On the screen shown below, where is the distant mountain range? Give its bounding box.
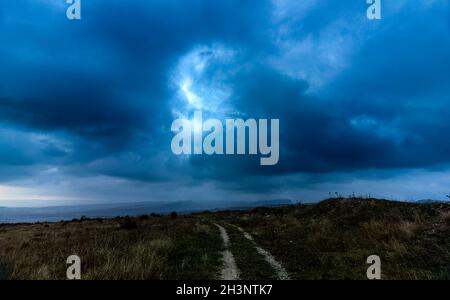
[0,199,293,224]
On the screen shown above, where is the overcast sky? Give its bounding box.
[0,0,449,207]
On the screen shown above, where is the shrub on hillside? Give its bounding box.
[119,217,138,230]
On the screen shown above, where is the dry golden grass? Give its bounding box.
[0,216,223,280]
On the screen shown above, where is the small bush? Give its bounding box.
[120,218,138,230]
[170,212,178,220]
[139,215,149,221]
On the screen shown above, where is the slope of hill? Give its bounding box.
[416,199,450,204]
[0,198,449,280]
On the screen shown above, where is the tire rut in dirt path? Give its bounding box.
[215,224,240,280]
[223,223,276,280]
[233,225,291,280]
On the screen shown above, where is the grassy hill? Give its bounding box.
[1,198,449,280]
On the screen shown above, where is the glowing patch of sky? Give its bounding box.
[171,45,237,121]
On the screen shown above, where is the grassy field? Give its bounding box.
[215,198,450,280]
[1,198,450,280]
[0,216,223,280]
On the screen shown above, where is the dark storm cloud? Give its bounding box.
[0,0,449,196]
[179,64,396,181]
[0,0,271,173]
[166,0,450,189]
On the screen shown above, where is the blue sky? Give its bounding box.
[0,0,450,207]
